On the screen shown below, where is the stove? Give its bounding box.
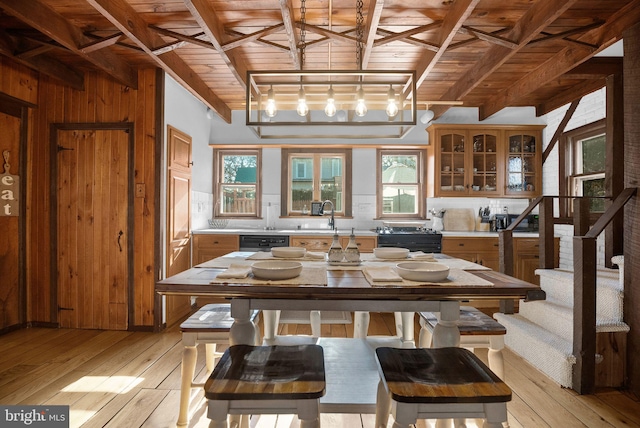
[377,224,442,253]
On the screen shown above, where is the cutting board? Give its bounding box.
[442,208,476,231]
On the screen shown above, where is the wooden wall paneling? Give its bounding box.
[0,57,38,105]
[623,22,640,399]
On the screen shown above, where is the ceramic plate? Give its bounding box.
[395,261,450,282]
[251,261,303,280]
[373,247,410,260]
[271,246,306,258]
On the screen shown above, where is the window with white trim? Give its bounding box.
[377,149,426,219]
[214,149,261,218]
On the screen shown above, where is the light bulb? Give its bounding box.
[265,87,277,118]
[420,110,435,124]
[355,87,367,117]
[386,86,398,118]
[324,87,336,117]
[296,87,309,116]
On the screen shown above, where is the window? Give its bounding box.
[214,149,261,217]
[282,149,351,216]
[377,150,426,219]
[560,120,606,217]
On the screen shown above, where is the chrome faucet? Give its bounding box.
[320,200,335,230]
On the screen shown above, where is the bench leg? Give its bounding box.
[207,400,229,428]
[298,399,321,428]
[178,343,197,427]
[310,310,321,337]
[482,402,508,428]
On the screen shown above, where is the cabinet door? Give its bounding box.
[192,234,239,264]
[291,236,333,251]
[470,130,501,196]
[504,131,541,196]
[339,236,377,253]
[436,130,468,195]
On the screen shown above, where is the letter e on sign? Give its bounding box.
[0,173,19,216]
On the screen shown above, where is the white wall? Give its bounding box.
[541,88,608,269]
[164,76,215,230]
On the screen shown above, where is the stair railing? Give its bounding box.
[498,188,637,394]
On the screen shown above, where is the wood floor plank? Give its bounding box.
[0,318,638,428]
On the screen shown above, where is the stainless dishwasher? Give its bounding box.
[239,235,290,252]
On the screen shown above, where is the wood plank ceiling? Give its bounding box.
[0,0,637,123]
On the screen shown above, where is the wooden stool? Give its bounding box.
[419,306,506,379]
[177,304,260,427]
[205,344,326,428]
[374,347,512,428]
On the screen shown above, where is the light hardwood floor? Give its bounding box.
[1,313,639,428]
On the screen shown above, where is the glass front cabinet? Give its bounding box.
[427,124,543,198]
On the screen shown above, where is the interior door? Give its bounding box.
[0,110,21,329]
[56,127,131,330]
[166,126,192,326]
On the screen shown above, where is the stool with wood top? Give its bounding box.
[204,344,326,428]
[419,306,506,379]
[374,347,512,428]
[177,304,260,427]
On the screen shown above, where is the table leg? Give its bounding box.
[488,335,505,380]
[399,312,414,346]
[353,311,370,338]
[178,333,197,427]
[230,299,258,346]
[432,301,461,348]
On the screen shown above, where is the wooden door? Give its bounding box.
[56,127,131,330]
[0,111,22,330]
[166,126,192,326]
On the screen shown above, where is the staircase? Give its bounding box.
[494,256,628,388]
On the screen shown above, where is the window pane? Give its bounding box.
[583,177,605,212]
[222,155,257,183]
[581,134,605,173]
[320,157,343,211]
[291,157,313,211]
[382,185,418,214]
[382,155,417,183]
[221,185,256,214]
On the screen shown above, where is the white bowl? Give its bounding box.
[395,261,450,282]
[373,247,410,260]
[251,261,303,280]
[271,246,306,258]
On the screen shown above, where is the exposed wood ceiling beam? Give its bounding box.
[414,0,481,90]
[225,29,291,53]
[448,27,510,50]
[432,0,578,118]
[375,27,439,51]
[14,43,54,59]
[528,20,605,45]
[222,24,285,51]
[87,0,231,123]
[78,32,122,54]
[298,23,356,45]
[361,0,384,68]
[0,0,137,89]
[0,30,84,90]
[458,26,518,49]
[537,78,606,117]
[373,22,441,49]
[148,26,213,50]
[480,0,640,119]
[184,0,248,90]
[279,0,301,69]
[541,98,581,163]
[563,57,623,79]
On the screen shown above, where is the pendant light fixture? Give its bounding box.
[386,85,398,118]
[324,85,337,117]
[297,85,309,116]
[355,86,367,117]
[354,0,367,117]
[265,85,277,118]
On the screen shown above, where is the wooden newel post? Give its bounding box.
[498,229,513,276]
[572,235,597,394]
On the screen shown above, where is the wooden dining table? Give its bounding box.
[156,251,544,414]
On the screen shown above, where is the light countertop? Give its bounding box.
[192,228,539,238]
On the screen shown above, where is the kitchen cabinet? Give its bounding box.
[513,237,560,285]
[427,124,544,198]
[290,235,377,252]
[192,234,240,265]
[442,237,500,270]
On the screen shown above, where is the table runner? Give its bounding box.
[210,266,328,286]
[363,267,493,287]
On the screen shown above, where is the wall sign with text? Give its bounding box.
[1,150,19,217]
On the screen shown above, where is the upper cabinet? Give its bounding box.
[427,124,544,198]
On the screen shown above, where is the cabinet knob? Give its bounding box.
[458,243,465,247]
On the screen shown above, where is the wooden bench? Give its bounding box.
[374,347,512,428]
[177,304,259,427]
[205,344,326,428]
[419,306,506,379]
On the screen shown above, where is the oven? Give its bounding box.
[239,235,290,252]
[377,226,442,253]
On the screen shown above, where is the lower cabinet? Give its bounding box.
[290,235,377,252]
[513,237,560,285]
[441,237,500,270]
[192,234,240,265]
